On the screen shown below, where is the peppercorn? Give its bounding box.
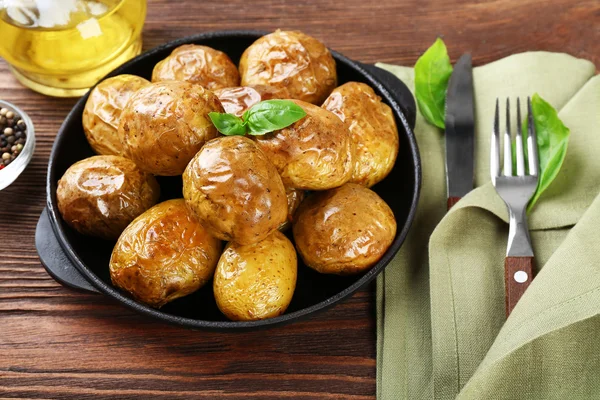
[0,107,27,169]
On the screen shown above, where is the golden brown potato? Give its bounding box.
[118,81,223,176]
[253,100,354,190]
[110,199,222,308]
[183,136,288,245]
[293,183,396,275]
[239,30,337,105]
[279,188,305,231]
[82,74,150,156]
[322,82,399,187]
[214,231,297,321]
[152,44,240,90]
[213,85,280,117]
[57,155,160,240]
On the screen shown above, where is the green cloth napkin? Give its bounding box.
[375,52,600,399]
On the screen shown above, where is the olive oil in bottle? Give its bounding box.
[0,0,146,97]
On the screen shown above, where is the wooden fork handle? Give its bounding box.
[447,196,461,210]
[505,256,535,316]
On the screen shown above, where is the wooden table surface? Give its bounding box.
[1,1,598,398]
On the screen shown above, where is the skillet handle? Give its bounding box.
[35,207,98,293]
[358,62,417,130]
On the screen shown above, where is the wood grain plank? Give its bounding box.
[1,0,598,398]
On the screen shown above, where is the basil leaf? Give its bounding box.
[523,93,570,212]
[414,38,453,129]
[208,112,247,136]
[243,100,307,136]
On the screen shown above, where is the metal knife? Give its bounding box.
[445,53,475,210]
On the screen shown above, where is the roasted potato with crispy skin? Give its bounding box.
[152,44,240,90]
[82,74,150,156]
[118,81,223,176]
[293,183,396,275]
[279,187,305,231]
[213,85,280,117]
[214,231,297,321]
[183,136,288,245]
[110,199,222,308]
[239,30,337,105]
[253,100,354,190]
[57,155,160,240]
[322,82,399,187]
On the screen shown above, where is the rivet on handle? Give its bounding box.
[514,270,528,283]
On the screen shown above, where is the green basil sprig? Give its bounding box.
[209,100,307,136]
[414,38,453,129]
[520,93,571,211]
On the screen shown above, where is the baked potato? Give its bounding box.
[82,74,150,156]
[322,82,399,187]
[253,100,354,190]
[214,230,297,321]
[118,81,223,176]
[152,44,240,90]
[213,85,280,117]
[57,155,160,240]
[279,187,305,232]
[183,136,288,245]
[239,30,337,105]
[293,183,396,275]
[110,199,222,308]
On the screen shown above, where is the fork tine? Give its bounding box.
[503,98,513,176]
[527,97,539,177]
[515,98,526,176]
[491,98,501,183]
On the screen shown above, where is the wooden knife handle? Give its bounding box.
[505,256,535,316]
[447,196,461,210]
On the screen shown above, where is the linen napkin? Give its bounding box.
[375,52,600,399]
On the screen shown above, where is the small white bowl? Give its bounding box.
[0,100,35,191]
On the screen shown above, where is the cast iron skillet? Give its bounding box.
[36,30,421,330]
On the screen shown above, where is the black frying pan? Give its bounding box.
[36,30,421,330]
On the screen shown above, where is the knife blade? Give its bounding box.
[445,53,475,210]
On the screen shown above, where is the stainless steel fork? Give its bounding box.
[491,97,539,317]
